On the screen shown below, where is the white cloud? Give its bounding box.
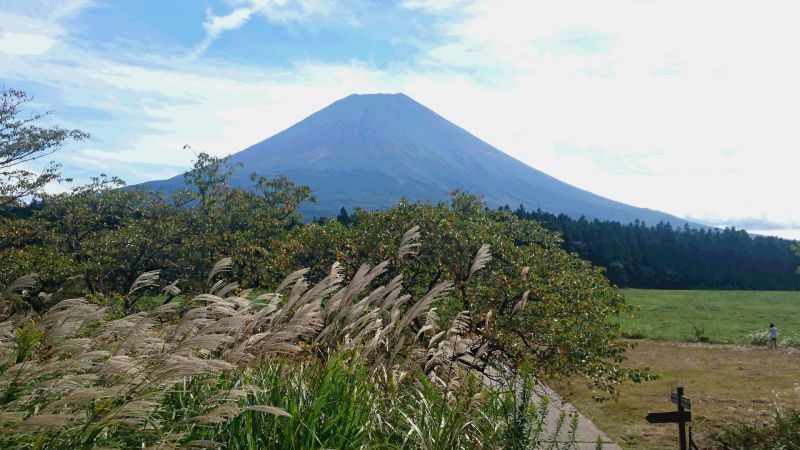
[191,0,335,58]
[400,0,800,226]
[401,0,467,12]
[0,32,56,55]
[0,0,93,40]
[192,7,257,58]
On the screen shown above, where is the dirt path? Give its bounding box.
[482,370,621,448]
[557,340,800,449]
[532,383,621,449]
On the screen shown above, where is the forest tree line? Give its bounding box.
[508,205,800,290]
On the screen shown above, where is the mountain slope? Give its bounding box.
[144,93,692,226]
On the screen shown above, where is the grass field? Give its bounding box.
[558,340,800,449]
[618,289,800,344]
[558,289,800,448]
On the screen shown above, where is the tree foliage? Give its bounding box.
[511,205,800,290]
[0,181,645,395]
[0,152,315,307]
[0,88,88,207]
[271,193,648,394]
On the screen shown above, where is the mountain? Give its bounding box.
[143,93,693,226]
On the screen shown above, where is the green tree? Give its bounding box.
[0,174,189,306]
[35,176,187,295]
[269,192,647,395]
[182,151,241,210]
[178,152,314,286]
[0,88,88,207]
[1,150,316,300]
[336,206,351,225]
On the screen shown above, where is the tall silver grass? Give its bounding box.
[0,227,497,446]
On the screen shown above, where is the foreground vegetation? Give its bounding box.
[711,408,800,449]
[0,87,643,447]
[0,179,645,395]
[558,340,800,449]
[611,290,800,448]
[618,289,800,345]
[0,194,641,446]
[0,250,584,448]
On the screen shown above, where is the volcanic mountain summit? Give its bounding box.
[145,93,691,226]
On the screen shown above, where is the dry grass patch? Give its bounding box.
[557,340,800,449]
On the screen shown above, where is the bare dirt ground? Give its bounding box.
[556,340,800,449]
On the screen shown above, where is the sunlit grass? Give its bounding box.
[618,289,800,344]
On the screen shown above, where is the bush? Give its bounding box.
[746,330,800,348]
[0,240,581,448]
[710,408,800,449]
[748,330,771,346]
[270,193,649,397]
[692,323,710,343]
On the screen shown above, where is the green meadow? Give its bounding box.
[619,289,800,344]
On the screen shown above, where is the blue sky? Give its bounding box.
[1,0,799,233]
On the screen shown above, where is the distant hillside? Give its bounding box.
[142,93,696,226]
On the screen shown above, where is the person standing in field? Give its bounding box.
[769,323,778,349]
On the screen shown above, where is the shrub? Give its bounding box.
[746,330,800,348]
[710,407,800,449]
[748,330,771,346]
[692,323,710,343]
[270,193,649,397]
[0,235,580,448]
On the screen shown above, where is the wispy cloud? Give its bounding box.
[553,143,662,176]
[192,6,257,59]
[0,0,94,55]
[401,0,467,12]
[535,28,616,56]
[0,32,56,55]
[191,0,335,59]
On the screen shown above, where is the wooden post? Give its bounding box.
[677,387,687,450]
[647,387,692,449]
[645,387,692,450]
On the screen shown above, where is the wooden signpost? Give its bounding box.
[670,391,692,410]
[646,387,692,450]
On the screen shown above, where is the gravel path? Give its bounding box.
[482,369,621,449]
[531,382,621,449]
